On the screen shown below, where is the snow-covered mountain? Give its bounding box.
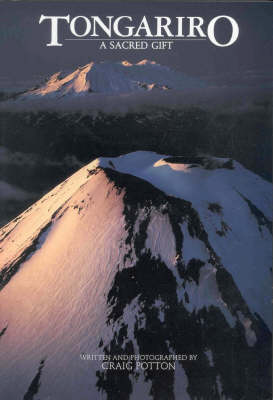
[18,60,204,99]
[0,151,272,399]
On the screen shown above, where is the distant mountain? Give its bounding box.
[0,151,272,399]
[17,60,204,99]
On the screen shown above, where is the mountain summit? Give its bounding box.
[0,151,272,399]
[19,60,204,99]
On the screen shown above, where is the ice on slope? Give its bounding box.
[97,151,272,329]
[0,169,129,399]
[0,150,272,400]
[20,60,203,98]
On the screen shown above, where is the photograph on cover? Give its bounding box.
[0,1,272,400]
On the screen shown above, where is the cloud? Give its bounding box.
[0,86,271,115]
[0,180,34,201]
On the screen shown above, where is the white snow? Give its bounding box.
[205,349,214,367]
[152,298,166,323]
[216,374,224,399]
[0,150,272,399]
[181,222,209,264]
[96,151,272,330]
[184,264,236,328]
[130,371,152,400]
[18,60,203,99]
[237,311,257,347]
[174,361,190,400]
[0,168,129,399]
[145,209,177,268]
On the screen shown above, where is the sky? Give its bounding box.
[0,1,272,90]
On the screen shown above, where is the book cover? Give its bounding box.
[0,1,272,400]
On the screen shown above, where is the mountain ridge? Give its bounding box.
[0,151,272,399]
[17,60,204,99]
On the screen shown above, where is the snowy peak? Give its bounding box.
[19,60,203,98]
[122,59,157,66]
[0,151,272,400]
[136,59,157,66]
